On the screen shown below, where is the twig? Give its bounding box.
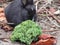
[41,8,60,27]
[46,14,60,27]
[46,9,60,23]
[41,20,56,28]
[0,37,10,40]
[42,29,60,32]
[37,3,48,13]
[37,0,53,13]
[35,1,40,11]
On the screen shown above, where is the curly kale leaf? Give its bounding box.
[10,20,42,45]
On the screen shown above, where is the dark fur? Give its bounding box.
[4,0,36,27]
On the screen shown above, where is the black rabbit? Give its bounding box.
[4,0,37,27]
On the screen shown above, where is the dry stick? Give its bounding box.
[45,9,60,27]
[37,3,48,13]
[46,9,60,23]
[36,0,60,24]
[35,1,40,11]
[0,37,10,42]
[40,10,60,31]
[44,9,57,28]
[37,0,53,13]
[0,38,10,40]
[52,16,60,23]
[0,36,10,41]
[42,29,60,32]
[0,22,14,26]
[0,35,10,40]
[41,20,55,28]
[47,16,60,27]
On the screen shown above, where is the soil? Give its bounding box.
[0,0,60,45]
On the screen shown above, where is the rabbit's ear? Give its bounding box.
[22,0,27,6]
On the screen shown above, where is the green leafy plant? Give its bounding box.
[10,20,42,45]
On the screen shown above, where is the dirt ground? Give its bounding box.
[0,0,60,45]
[0,29,25,45]
[0,28,59,45]
[56,31,60,45]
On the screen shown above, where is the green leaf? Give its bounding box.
[10,20,42,45]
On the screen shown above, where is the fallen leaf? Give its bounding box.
[49,7,56,14]
[38,34,52,40]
